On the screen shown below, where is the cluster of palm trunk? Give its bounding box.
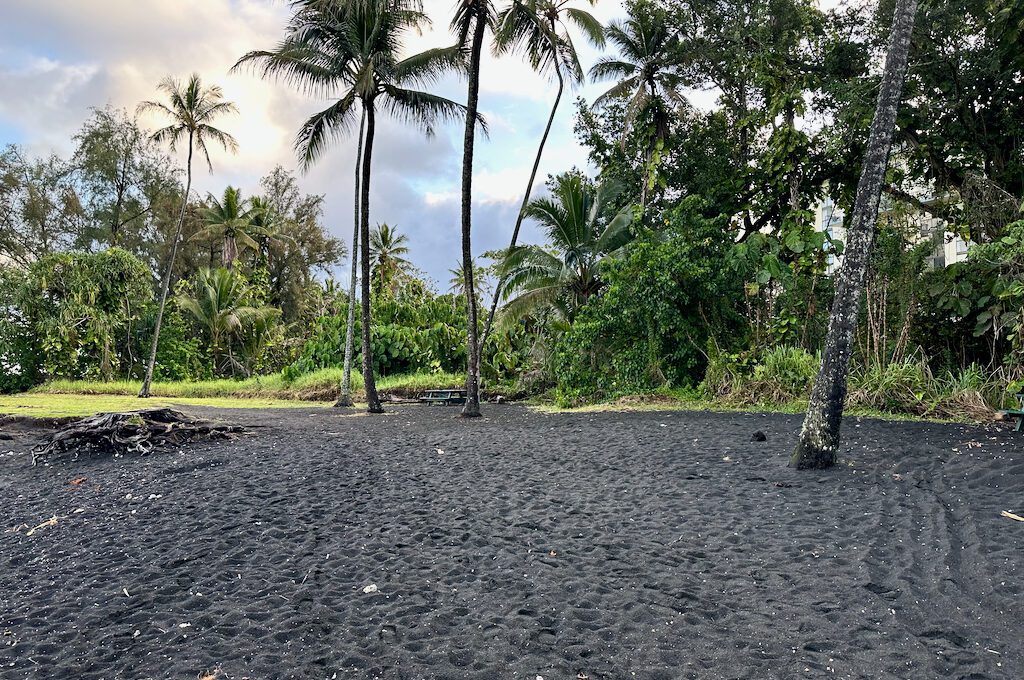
[231,0,605,416]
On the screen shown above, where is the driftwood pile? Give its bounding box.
[32,408,241,465]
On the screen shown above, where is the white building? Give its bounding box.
[813,197,972,273]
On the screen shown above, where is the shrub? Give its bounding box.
[16,249,152,381]
[703,345,818,405]
[0,267,40,393]
[554,199,743,403]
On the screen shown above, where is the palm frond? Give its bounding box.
[295,92,360,170]
[380,86,472,137]
[565,8,605,49]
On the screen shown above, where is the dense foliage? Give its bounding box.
[2,0,1023,419]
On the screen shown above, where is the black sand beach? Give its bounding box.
[1,405,1022,679]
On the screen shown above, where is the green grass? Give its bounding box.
[0,393,332,419]
[532,387,958,423]
[32,369,465,402]
[6,369,467,418]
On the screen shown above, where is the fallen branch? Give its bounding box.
[32,408,242,465]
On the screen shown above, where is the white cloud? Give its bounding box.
[0,0,627,281]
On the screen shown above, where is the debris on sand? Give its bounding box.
[362,583,379,594]
[751,430,767,442]
[7,515,62,536]
[32,408,242,465]
[1000,510,1024,522]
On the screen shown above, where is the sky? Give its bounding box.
[0,0,638,286]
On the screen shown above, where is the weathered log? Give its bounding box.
[32,408,241,465]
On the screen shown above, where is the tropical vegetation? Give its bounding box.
[2,0,1024,451]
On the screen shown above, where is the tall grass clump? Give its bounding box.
[849,359,1000,419]
[702,346,818,405]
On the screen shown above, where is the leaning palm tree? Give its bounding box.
[136,74,238,398]
[193,186,259,270]
[368,222,411,297]
[452,0,496,417]
[588,3,684,207]
[792,0,919,469]
[236,0,466,413]
[481,0,604,348]
[498,172,634,324]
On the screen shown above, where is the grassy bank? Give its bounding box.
[32,369,465,402]
[0,394,333,419]
[0,370,466,418]
[532,387,972,424]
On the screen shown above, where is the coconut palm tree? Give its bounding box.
[368,222,411,297]
[452,0,496,417]
[792,0,919,469]
[449,259,491,300]
[588,3,685,207]
[176,267,280,377]
[498,172,634,323]
[236,0,466,413]
[136,74,238,398]
[193,186,259,270]
[481,0,604,347]
[339,111,364,406]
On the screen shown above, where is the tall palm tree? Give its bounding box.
[236,0,466,413]
[193,186,259,270]
[176,267,280,377]
[498,173,634,323]
[792,0,919,469]
[368,222,411,297]
[481,0,605,348]
[136,74,238,398]
[452,0,496,417]
[588,4,684,207]
[339,111,365,407]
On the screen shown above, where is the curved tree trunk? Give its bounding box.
[336,109,365,408]
[460,15,487,418]
[140,131,193,398]
[791,0,918,469]
[480,59,564,354]
[360,104,383,413]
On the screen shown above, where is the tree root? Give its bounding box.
[32,408,242,466]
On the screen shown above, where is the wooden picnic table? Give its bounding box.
[1001,393,1024,432]
[418,389,467,406]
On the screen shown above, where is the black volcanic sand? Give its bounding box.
[1,406,1022,680]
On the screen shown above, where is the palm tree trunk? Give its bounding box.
[791,0,918,469]
[139,131,193,398]
[460,15,487,418]
[480,58,565,354]
[336,109,365,408]
[360,104,383,413]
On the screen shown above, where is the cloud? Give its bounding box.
[0,0,627,282]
